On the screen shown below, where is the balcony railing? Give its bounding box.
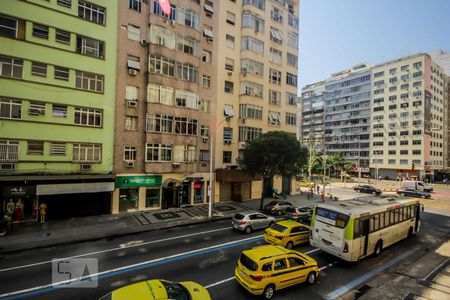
[0,144,19,162]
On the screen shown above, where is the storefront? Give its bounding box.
[113,175,162,213]
[216,169,254,202]
[2,185,37,222]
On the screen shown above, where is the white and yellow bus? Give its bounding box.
[310,196,423,262]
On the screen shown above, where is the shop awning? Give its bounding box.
[36,182,115,195]
[203,29,213,39]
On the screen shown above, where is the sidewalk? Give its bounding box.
[0,192,321,254]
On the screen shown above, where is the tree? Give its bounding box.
[239,131,308,209]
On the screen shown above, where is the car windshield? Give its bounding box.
[233,213,245,220]
[270,224,288,233]
[240,253,258,271]
[161,281,190,300]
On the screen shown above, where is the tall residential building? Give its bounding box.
[370,54,447,180]
[213,0,300,200]
[112,0,215,213]
[323,64,372,173]
[299,81,325,144]
[0,0,118,220]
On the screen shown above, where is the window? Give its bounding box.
[388,141,396,146]
[75,71,104,92]
[146,114,173,133]
[413,130,422,135]
[0,55,23,78]
[173,145,196,162]
[242,11,264,32]
[270,27,282,44]
[32,24,48,39]
[74,107,102,127]
[269,90,281,105]
[269,68,281,84]
[124,146,137,161]
[153,0,176,20]
[55,29,71,44]
[223,127,233,143]
[400,130,408,136]
[76,35,104,58]
[412,150,421,155]
[176,63,198,82]
[287,92,296,105]
[287,53,298,67]
[202,50,211,63]
[54,66,69,81]
[271,7,283,23]
[52,105,67,117]
[401,65,409,71]
[199,150,209,162]
[125,116,138,131]
[127,24,141,41]
[286,73,297,86]
[239,126,262,141]
[200,100,210,112]
[400,150,408,155]
[148,84,174,105]
[0,14,18,38]
[204,1,214,17]
[268,111,280,125]
[243,0,265,10]
[373,133,384,137]
[50,143,66,155]
[29,102,46,116]
[224,81,234,93]
[239,104,263,120]
[0,139,19,161]
[286,112,296,125]
[175,90,199,109]
[241,81,263,97]
[150,25,175,48]
[388,104,397,110]
[174,117,197,135]
[202,75,211,88]
[274,258,287,270]
[225,58,234,71]
[177,35,198,55]
[374,98,384,103]
[78,1,106,25]
[388,150,396,155]
[226,34,235,48]
[31,62,47,77]
[388,132,396,136]
[0,98,21,119]
[223,151,232,163]
[125,85,139,101]
[57,0,71,8]
[241,36,264,54]
[28,141,44,155]
[413,140,421,145]
[226,11,235,25]
[241,58,264,75]
[224,105,234,117]
[374,71,384,78]
[73,143,101,162]
[374,107,384,112]
[146,143,172,162]
[179,8,200,30]
[287,32,298,48]
[129,0,141,12]
[150,54,175,77]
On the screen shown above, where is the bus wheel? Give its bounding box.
[373,240,383,257]
[407,227,413,238]
[263,284,275,299]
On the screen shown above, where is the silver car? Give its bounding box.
[231,211,276,234]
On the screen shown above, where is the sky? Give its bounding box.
[299,0,450,89]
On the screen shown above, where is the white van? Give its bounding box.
[402,180,433,192]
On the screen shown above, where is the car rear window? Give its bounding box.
[240,253,258,271]
[270,224,288,233]
[234,214,245,220]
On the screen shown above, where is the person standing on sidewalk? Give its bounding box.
[39,202,47,223]
[316,185,320,194]
[321,192,325,202]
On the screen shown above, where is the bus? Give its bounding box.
[309,195,423,262]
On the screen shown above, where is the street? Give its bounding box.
[0,196,449,300]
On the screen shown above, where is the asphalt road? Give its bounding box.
[0,209,449,300]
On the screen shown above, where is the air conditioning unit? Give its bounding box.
[125,161,135,168]
[172,162,180,168]
[202,136,209,143]
[127,100,138,107]
[28,108,41,115]
[128,69,138,76]
[80,164,92,171]
[0,163,16,171]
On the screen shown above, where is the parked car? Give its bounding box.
[353,185,382,195]
[232,211,276,234]
[401,180,433,192]
[264,200,292,216]
[284,206,313,221]
[396,189,431,199]
[99,279,211,300]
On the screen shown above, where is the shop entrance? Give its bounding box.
[180,181,190,206]
[3,196,37,222]
[162,179,181,209]
[119,188,139,212]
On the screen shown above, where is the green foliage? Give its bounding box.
[239,131,308,179]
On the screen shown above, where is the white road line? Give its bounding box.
[204,248,322,289]
[0,235,263,299]
[0,226,233,273]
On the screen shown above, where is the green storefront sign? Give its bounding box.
[116,176,162,188]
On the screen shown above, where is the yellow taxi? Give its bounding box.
[264,220,310,249]
[99,279,211,300]
[235,245,319,299]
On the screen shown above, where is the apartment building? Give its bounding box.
[299,81,325,144]
[0,0,118,221]
[323,64,372,173]
[212,0,300,201]
[112,0,217,212]
[370,54,447,180]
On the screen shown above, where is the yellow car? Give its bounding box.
[264,220,310,249]
[99,279,211,300]
[235,245,319,299]
[298,180,314,188]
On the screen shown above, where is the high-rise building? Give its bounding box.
[0,0,118,220]
[299,81,325,144]
[370,53,447,180]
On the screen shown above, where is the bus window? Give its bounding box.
[374,214,380,231]
[379,213,385,229]
[384,211,390,227]
[369,216,374,232]
[394,209,399,223]
[353,219,361,238]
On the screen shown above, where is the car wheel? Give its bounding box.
[286,241,293,249]
[244,226,252,234]
[373,240,383,257]
[263,284,275,299]
[307,272,317,285]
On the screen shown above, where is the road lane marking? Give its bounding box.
[204,248,322,289]
[0,235,264,299]
[0,226,234,273]
[324,248,417,300]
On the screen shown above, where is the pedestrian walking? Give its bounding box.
[39,202,47,223]
[316,185,320,194]
[321,192,325,203]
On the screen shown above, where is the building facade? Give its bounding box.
[299,81,325,144]
[370,54,447,180]
[0,0,118,221]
